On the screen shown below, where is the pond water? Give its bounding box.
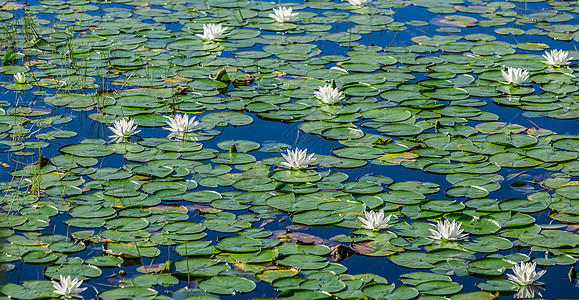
[1,0,579,299]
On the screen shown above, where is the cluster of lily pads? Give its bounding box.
[0,0,579,299]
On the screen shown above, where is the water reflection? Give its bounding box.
[515,284,545,299]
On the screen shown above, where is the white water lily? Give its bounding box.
[501,67,529,85]
[52,275,87,299]
[13,73,25,84]
[542,49,572,67]
[281,148,316,169]
[314,84,343,105]
[358,210,393,231]
[108,118,140,143]
[507,262,546,286]
[164,114,199,140]
[269,6,298,23]
[345,0,372,5]
[195,23,228,41]
[428,219,468,241]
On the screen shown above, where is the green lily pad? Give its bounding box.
[44,264,102,280]
[467,258,513,276]
[292,211,343,226]
[0,281,56,299]
[198,275,256,295]
[416,281,462,295]
[265,193,322,212]
[98,287,158,299]
[216,236,262,253]
[59,143,114,157]
[277,254,329,270]
[271,170,322,183]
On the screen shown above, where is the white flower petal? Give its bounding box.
[108,118,139,143]
[164,114,199,140]
[501,67,529,85]
[281,148,316,169]
[197,23,228,41]
[315,85,343,105]
[542,49,572,67]
[507,262,546,286]
[358,210,394,231]
[13,73,25,84]
[269,7,298,23]
[52,275,86,298]
[429,219,468,241]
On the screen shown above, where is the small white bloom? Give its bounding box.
[164,114,199,140]
[108,118,140,143]
[345,0,372,6]
[314,84,343,105]
[507,262,546,286]
[196,24,228,41]
[13,73,25,84]
[52,275,87,299]
[269,7,298,23]
[358,210,393,231]
[281,148,316,170]
[501,67,529,85]
[428,219,468,241]
[542,49,572,67]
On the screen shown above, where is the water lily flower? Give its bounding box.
[164,114,199,140]
[501,67,529,85]
[196,23,228,41]
[269,7,298,23]
[13,73,25,84]
[281,148,316,170]
[108,118,140,143]
[428,219,468,241]
[542,49,572,67]
[52,275,87,299]
[345,0,372,6]
[507,262,546,286]
[314,84,343,105]
[358,210,393,231]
